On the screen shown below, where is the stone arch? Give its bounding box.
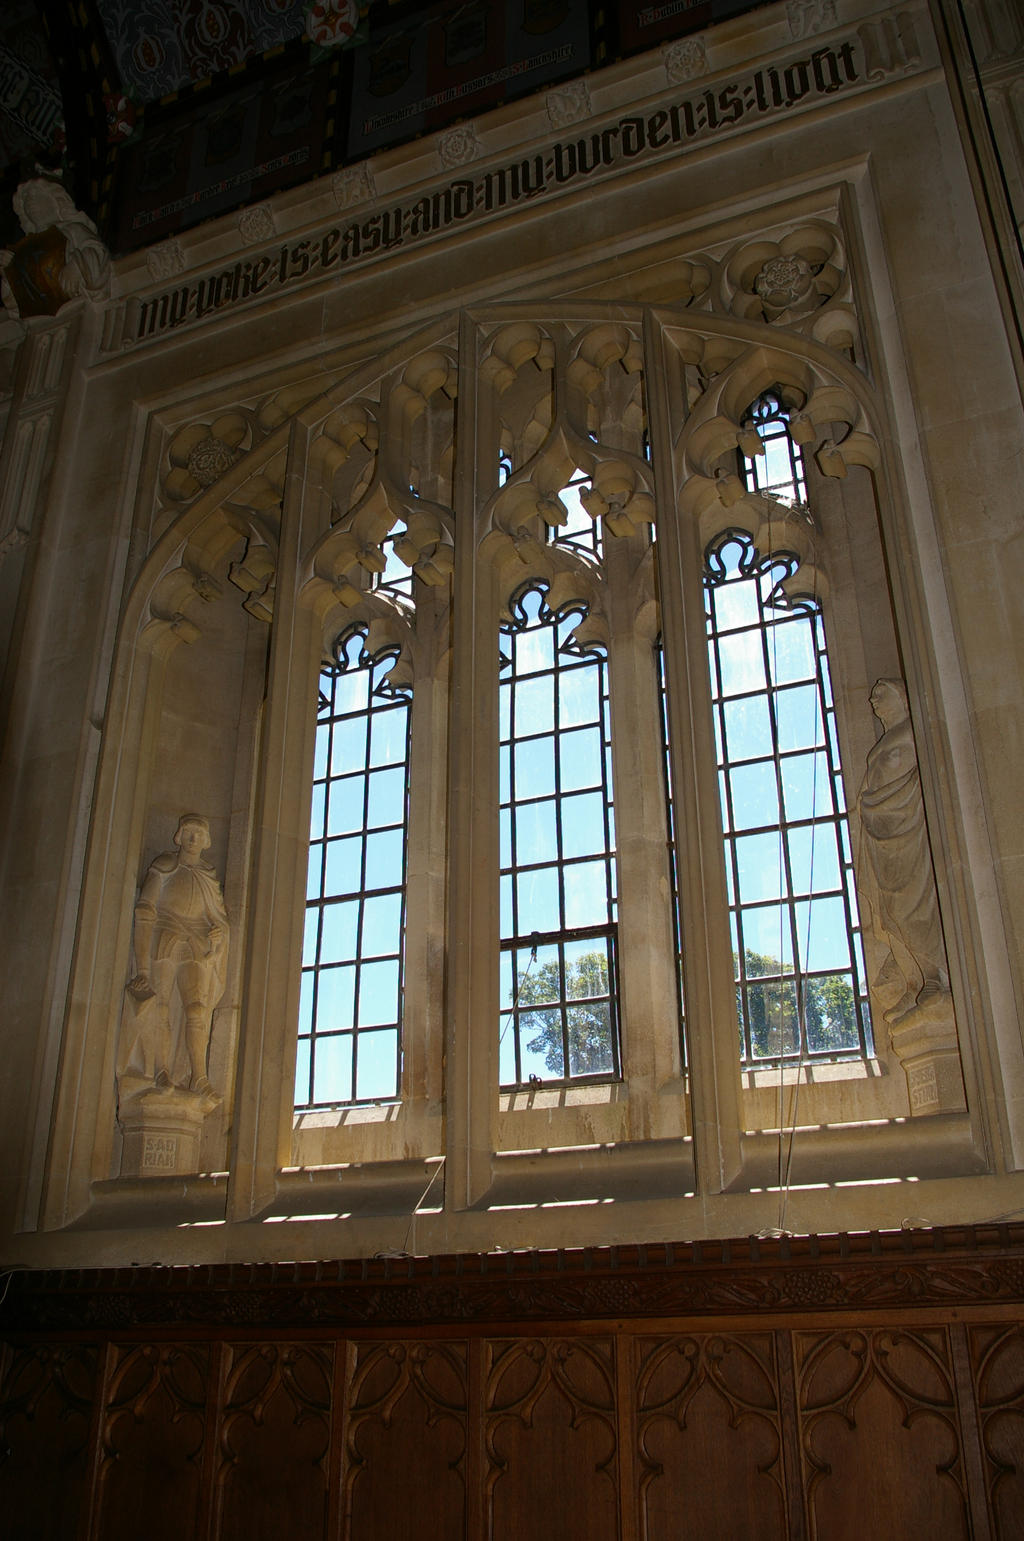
[39,412,303,1224]
[672,322,882,495]
[667,321,886,605]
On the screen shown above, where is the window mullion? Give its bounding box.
[445,311,500,1206]
[599,536,678,1106]
[641,316,746,1190]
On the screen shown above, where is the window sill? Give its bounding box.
[291,1096,441,1167]
[500,1082,625,1112]
[294,1102,403,1130]
[742,1056,887,1089]
[729,1109,985,1190]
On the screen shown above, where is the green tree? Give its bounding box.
[516,949,614,1078]
[738,950,858,1057]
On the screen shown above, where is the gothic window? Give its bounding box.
[498,583,619,1087]
[44,256,974,1236]
[703,393,872,1063]
[296,627,411,1107]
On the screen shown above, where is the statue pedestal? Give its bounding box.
[118,1080,220,1177]
[889,996,967,1116]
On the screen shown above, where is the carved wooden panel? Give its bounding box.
[3,1229,1024,1540]
[93,1342,210,1541]
[796,1328,970,1541]
[637,1332,788,1540]
[344,1340,467,1539]
[971,1322,1024,1540]
[8,1226,1024,1332]
[485,1337,619,1541]
[0,1343,98,1538]
[215,1343,333,1541]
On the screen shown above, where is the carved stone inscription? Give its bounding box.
[142,1134,178,1171]
[127,35,885,345]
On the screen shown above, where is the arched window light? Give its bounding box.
[703,392,873,1062]
[740,389,808,504]
[549,467,602,559]
[498,583,619,1087]
[373,525,414,597]
[296,627,411,1106]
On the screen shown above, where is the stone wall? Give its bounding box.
[0,0,1022,1270]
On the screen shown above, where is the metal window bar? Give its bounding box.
[741,390,808,505]
[373,526,414,597]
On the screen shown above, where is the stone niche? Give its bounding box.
[117,813,230,1178]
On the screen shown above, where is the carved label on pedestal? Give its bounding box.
[909,1062,938,1113]
[143,1135,178,1171]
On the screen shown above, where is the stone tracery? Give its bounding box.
[39,255,973,1206]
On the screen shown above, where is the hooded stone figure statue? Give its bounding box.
[857,679,949,1025]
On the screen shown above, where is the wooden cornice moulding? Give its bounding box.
[3,1224,1024,1334]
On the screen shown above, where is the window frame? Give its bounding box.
[703,526,874,1066]
[497,579,621,1090]
[296,624,413,1111]
[217,305,966,1229]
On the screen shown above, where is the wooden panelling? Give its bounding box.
[93,1343,211,1541]
[346,1341,468,1539]
[215,1344,333,1541]
[971,1323,1024,1540]
[637,1333,787,1540]
[2,1228,1024,1539]
[796,1329,970,1541]
[0,1343,98,1537]
[485,1339,619,1541]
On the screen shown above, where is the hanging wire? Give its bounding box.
[498,937,539,1051]
[744,409,792,1229]
[778,639,822,1236]
[767,513,789,1217]
[400,1154,447,1256]
[742,394,820,1239]
[777,430,822,1237]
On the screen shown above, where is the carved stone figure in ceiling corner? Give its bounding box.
[0,175,111,320]
[121,814,229,1101]
[857,679,951,1028]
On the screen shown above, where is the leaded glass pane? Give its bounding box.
[499,582,620,1087]
[703,391,872,1063]
[296,627,410,1108]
